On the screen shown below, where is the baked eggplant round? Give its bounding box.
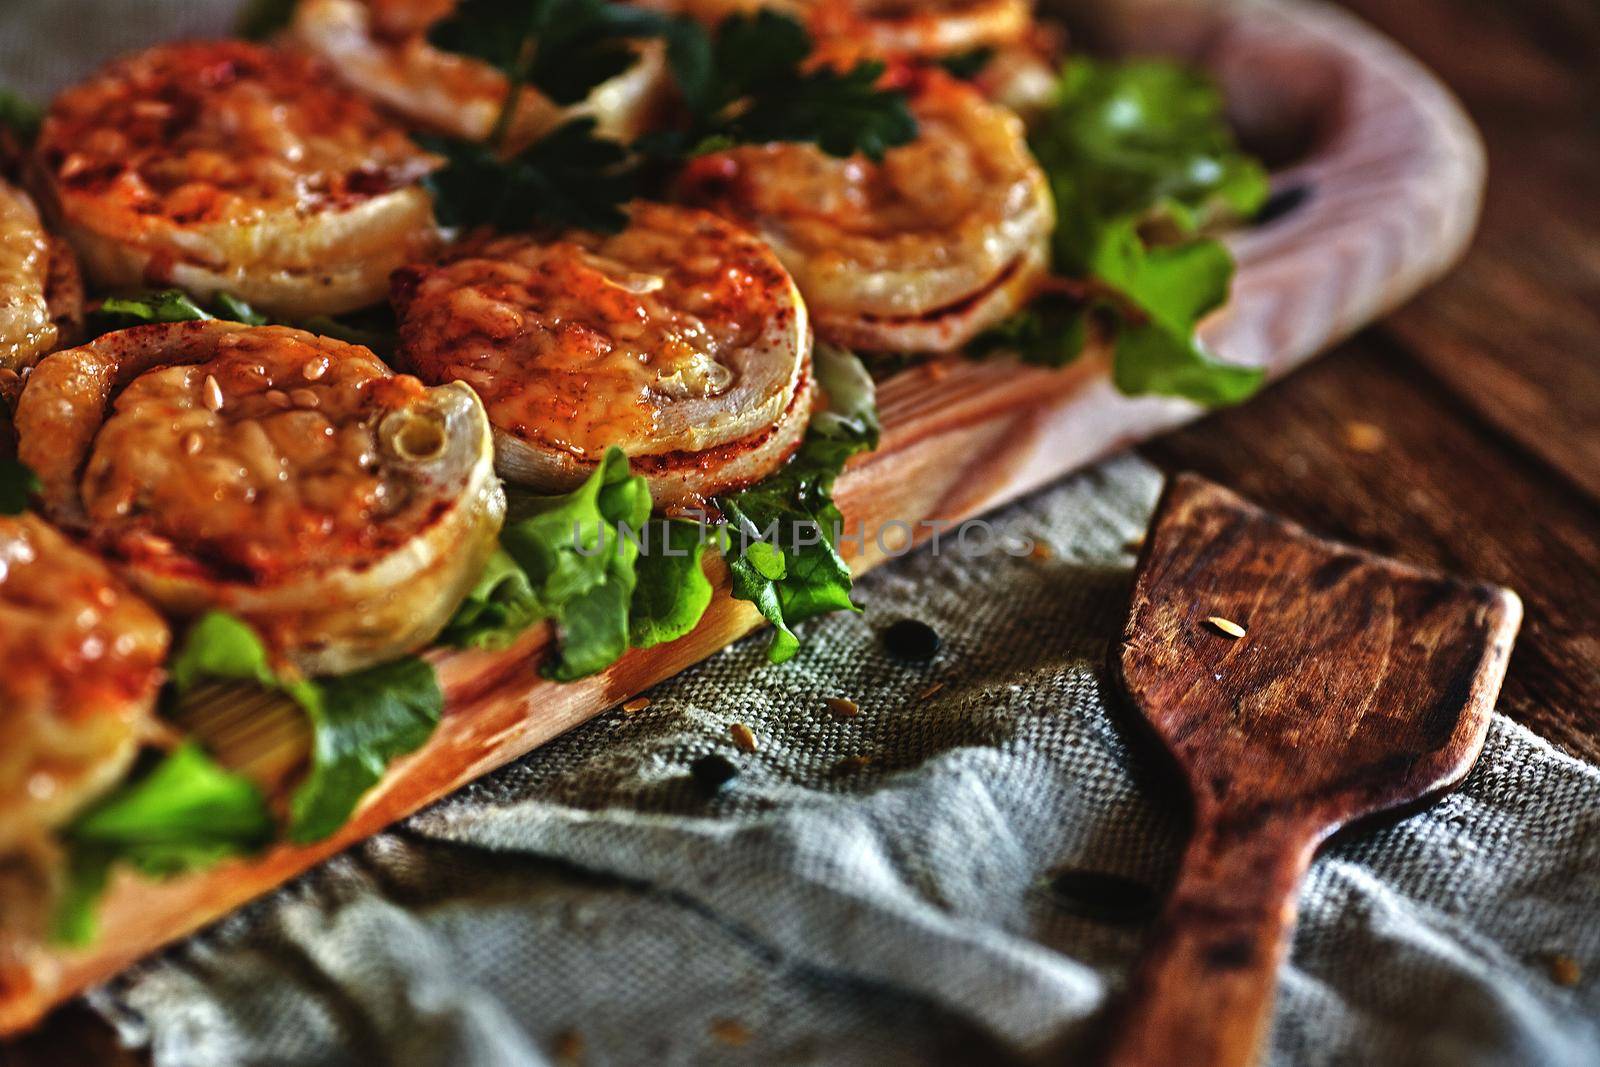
[14,321,503,676]
[392,202,813,511]
[0,179,81,388]
[32,40,440,319]
[0,512,168,854]
[677,70,1053,355]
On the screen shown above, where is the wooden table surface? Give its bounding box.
[4,0,1596,1061]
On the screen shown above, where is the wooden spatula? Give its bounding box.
[1103,474,1521,1067]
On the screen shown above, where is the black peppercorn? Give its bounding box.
[690,753,739,797]
[882,618,940,663]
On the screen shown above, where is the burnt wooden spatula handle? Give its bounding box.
[1104,814,1320,1067]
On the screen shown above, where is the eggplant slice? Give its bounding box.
[289,0,671,149]
[0,512,169,856]
[677,69,1054,355]
[0,180,82,386]
[31,40,440,319]
[14,321,504,676]
[392,202,814,511]
[634,0,1032,60]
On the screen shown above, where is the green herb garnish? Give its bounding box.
[980,58,1269,404]
[169,612,444,843]
[0,458,39,515]
[53,744,274,945]
[718,343,879,663]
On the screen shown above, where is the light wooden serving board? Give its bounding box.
[0,0,1486,1033]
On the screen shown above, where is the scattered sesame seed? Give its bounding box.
[1206,616,1247,639]
[551,1028,584,1064]
[1030,540,1055,561]
[690,753,738,797]
[825,697,859,720]
[835,754,873,773]
[621,697,651,715]
[729,722,758,753]
[1548,954,1582,987]
[201,374,224,412]
[1343,421,1386,453]
[918,681,945,700]
[883,619,941,663]
[708,1019,751,1046]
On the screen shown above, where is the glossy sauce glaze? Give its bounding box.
[678,69,1053,354]
[14,322,503,675]
[33,40,440,317]
[0,182,58,379]
[393,203,813,508]
[0,513,168,853]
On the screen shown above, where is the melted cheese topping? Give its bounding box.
[678,71,1053,332]
[395,203,802,460]
[39,40,434,231]
[75,328,437,583]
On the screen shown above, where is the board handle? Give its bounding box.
[1102,814,1321,1067]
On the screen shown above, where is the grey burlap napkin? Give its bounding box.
[81,454,1600,1067]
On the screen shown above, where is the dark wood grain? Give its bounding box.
[1144,0,1600,764]
[1103,475,1520,1067]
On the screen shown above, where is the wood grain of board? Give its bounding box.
[0,0,1488,1035]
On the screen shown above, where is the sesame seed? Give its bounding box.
[708,1019,751,1046]
[1343,421,1386,453]
[289,388,320,409]
[201,374,224,411]
[621,697,651,715]
[302,358,328,380]
[182,431,204,455]
[1206,616,1247,639]
[729,723,758,753]
[835,754,873,773]
[1548,954,1582,987]
[918,681,945,700]
[825,697,859,720]
[1030,540,1055,561]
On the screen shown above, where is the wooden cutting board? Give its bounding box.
[0,0,1486,1033]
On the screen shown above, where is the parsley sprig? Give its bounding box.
[421,4,916,232]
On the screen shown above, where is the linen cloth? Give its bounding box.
[5,4,1598,1064]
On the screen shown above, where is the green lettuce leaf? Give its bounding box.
[170,612,443,843]
[93,289,267,332]
[630,521,714,650]
[440,548,543,650]
[0,89,43,145]
[719,344,878,663]
[988,58,1269,403]
[0,458,39,515]
[53,743,274,945]
[497,447,652,680]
